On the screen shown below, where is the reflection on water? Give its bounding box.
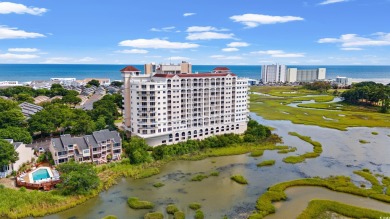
[42,114,390,219]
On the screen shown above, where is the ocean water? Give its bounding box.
[0,64,389,83]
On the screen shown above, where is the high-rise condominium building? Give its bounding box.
[121,65,249,147]
[286,68,326,83]
[261,64,286,83]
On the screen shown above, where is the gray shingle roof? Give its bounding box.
[51,130,121,151]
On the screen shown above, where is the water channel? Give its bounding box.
[42,111,390,219]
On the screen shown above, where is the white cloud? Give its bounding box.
[227,42,250,47]
[186,26,229,32]
[230,13,304,28]
[341,47,363,51]
[166,56,190,61]
[0,53,39,59]
[0,2,47,15]
[210,55,243,60]
[319,0,348,5]
[222,48,239,52]
[150,26,176,32]
[252,50,305,58]
[117,49,149,54]
[186,32,234,40]
[42,57,72,64]
[76,57,96,62]
[8,48,38,52]
[119,38,199,49]
[183,13,196,17]
[318,33,390,49]
[0,26,45,39]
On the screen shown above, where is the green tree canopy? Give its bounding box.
[61,94,82,106]
[0,127,32,144]
[0,139,19,167]
[87,79,100,87]
[0,99,25,128]
[123,137,151,164]
[110,81,123,87]
[14,93,35,103]
[56,161,100,195]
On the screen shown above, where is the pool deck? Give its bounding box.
[15,164,61,191]
[28,167,54,183]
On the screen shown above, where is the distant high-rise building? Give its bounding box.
[261,64,286,83]
[286,68,326,83]
[335,76,351,86]
[144,61,192,75]
[144,63,156,75]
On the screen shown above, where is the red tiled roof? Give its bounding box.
[213,67,230,71]
[120,66,140,72]
[153,73,236,78]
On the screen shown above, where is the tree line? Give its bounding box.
[341,81,390,113]
[123,119,271,164]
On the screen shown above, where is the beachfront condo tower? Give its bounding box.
[261,64,287,83]
[121,64,249,147]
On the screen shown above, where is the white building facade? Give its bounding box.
[261,64,286,83]
[122,66,249,147]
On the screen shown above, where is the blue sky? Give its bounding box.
[1,0,390,65]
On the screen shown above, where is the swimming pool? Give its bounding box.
[32,168,51,181]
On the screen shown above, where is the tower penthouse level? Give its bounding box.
[121,65,249,147]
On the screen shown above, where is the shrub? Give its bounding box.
[144,212,163,219]
[359,139,370,144]
[19,187,26,192]
[194,210,204,219]
[153,182,165,188]
[277,147,297,154]
[127,197,154,209]
[191,174,208,182]
[101,216,117,219]
[257,160,275,167]
[283,156,305,164]
[371,132,379,135]
[250,150,264,157]
[166,204,179,214]
[174,211,185,219]
[231,175,248,184]
[210,171,219,176]
[56,161,99,196]
[189,202,202,210]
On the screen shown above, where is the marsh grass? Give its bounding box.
[249,170,390,218]
[153,182,165,188]
[191,174,208,182]
[257,160,276,167]
[250,150,264,157]
[166,204,179,214]
[249,86,390,130]
[282,132,322,164]
[144,212,163,219]
[277,147,297,154]
[231,175,248,184]
[371,132,379,135]
[194,210,204,219]
[101,215,117,219]
[127,197,154,209]
[297,200,390,219]
[189,202,202,210]
[173,211,185,219]
[359,139,370,144]
[210,171,219,176]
